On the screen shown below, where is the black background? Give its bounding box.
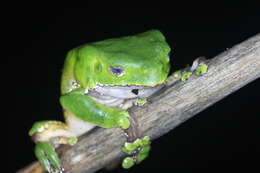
[9,7,259,173]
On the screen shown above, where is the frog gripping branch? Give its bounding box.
[29,30,207,172]
[29,30,171,172]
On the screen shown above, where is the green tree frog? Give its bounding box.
[29,30,208,172]
[29,30,171,172]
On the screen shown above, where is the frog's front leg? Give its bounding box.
[60,88,130,129]
[29,121,78,172]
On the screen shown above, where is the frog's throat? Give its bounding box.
[93,83,165,99]
[95,82,166,89]
[86,83,163,110]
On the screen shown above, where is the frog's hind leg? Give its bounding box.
[30,110,96,144]
[171,56,208,82]
[29,120,77,172]
[29,120,76,146]
[121,112,151,169]
[29,111,96,172]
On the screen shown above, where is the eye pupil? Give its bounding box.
[109,66,124,77]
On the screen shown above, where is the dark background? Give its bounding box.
[9,8,259,173]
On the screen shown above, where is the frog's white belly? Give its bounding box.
[65,112,96,137]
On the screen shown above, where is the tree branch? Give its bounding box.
[17,34,260,173]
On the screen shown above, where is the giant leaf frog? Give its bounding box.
[29,30,207,172]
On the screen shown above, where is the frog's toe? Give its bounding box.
[190,57,208,76]
[117,112,130,129]
[136,145,151,163]
[122,136,151,168]
[122,157,135,169]
[181,72,192,81]
[195,64,208,76]
[35,142,62,173]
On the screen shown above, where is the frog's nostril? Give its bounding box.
[131,89,139,95]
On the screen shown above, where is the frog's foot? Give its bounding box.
[29,121,77,173]
[122,136,151,169]
[172,56,208,82]
[190,56,208,76]
[121,115,151,169]
[35,142,63,173]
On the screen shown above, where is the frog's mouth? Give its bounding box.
[93,84,165,99]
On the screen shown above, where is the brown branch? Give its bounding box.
[17,33,260,173]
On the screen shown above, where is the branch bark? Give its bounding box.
[17,34,260,173]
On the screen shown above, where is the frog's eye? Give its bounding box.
[109,66,125,77]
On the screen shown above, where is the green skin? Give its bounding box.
[29,30,170,172]
[29,30,208,172]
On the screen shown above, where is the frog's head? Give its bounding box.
[74,30,171,89]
